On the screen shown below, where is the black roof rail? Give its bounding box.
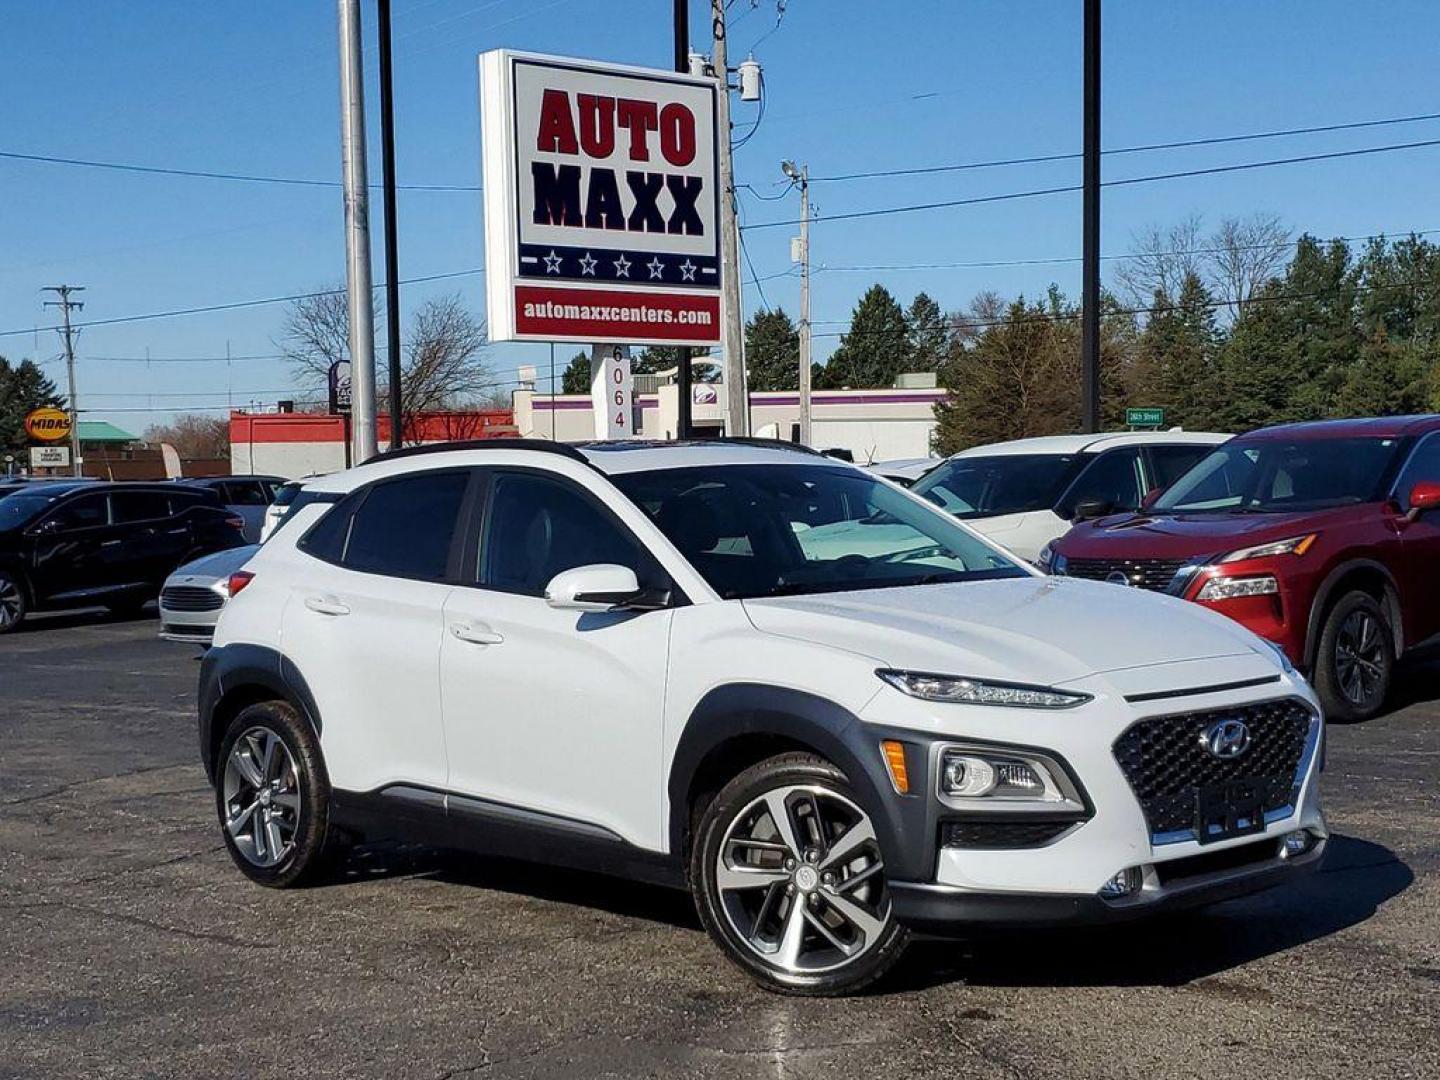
[367,438,590,464]
[707,436,828,457]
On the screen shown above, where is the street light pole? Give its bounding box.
[337,0,379,464]
[1081,0,1102,433]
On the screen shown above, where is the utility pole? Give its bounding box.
[41,285,84,476]
[673,0,693,440]
[710,0,749,436]
[1080,0,1102,433]
[782,161,811,445]
[377,0,403,452]
[337,0,379,463]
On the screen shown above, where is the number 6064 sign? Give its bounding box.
[593,345,632,440]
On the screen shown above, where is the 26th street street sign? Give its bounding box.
[1126,407,1165,427]
[479,51,721,346]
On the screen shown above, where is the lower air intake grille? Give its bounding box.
[941,818,1080,849]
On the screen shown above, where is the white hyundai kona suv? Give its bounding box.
[199,439,1325,995]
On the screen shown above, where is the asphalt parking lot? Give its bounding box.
[1,613,1437,1080]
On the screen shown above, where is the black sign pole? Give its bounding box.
[1081,0,1102,433]
[378,0,404,451]
[673,0,694,440]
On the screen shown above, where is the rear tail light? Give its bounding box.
[226,571,255,597]
[225,514,246,531]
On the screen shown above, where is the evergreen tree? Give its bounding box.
[0,356,64,455]
[560,351,590,394]
[1131,273,1220,429]
[744,308,800,391]
[817,284,911,388]
[906,292,948,372]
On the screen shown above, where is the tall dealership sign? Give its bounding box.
[479,51,722,346]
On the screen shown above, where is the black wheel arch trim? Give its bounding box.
[1303,558,1403,669]
[669,683,940,883]
[198,643,323,782]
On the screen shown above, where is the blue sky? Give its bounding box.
[3,0,1438,432]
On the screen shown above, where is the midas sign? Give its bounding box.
[24,407,72,443]
[479,50,721,346]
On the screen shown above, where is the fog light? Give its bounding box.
[1281,830,1312,858]
[1099,867,1142,898]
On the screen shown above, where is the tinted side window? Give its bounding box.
[168,490,209,514]
[340,471,471,580]
[225,481,270,506]
[480,472,645,596]
[1395,433,1440,509]
[48,493,110,530]
[1147,445,1212,491]
[297,492,355,559]
[111,491,173,523]
[1057,449,1143,517]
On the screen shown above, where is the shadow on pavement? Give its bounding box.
[13,603,156,634]
[324,832,1406,991]
[1379,643,1440,716]
[886,833,1411,993]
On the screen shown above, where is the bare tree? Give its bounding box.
[143,413,230,459]
[1113,214,1205,308]
[1205,213,1292,317]
[280,289,493,431]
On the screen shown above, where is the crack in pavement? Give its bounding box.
[0,899,274,951]
[0,762,196,808]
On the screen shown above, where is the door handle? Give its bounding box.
[449,621,504,645]
[304,594,351,616]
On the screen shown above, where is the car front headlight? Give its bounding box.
[1036,542,1067,575]
[1219,533,1317,563]
[877,669,1091,709]
[1196,574,1279,601]
[937,746,1086,810]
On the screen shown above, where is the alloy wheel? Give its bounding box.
[222,726,302,868]
[0,576,21,628]
[1334,609,1386,708]
[715,784,890,975]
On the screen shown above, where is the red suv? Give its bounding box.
[1041,416,1440,720]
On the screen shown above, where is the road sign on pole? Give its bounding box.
[1126,407,1165,428]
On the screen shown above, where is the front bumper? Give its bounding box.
[891,830,1325,934]
[858,661,1326,930]
[158,606,219,645]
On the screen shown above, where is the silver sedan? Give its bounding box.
[158,544,259,645]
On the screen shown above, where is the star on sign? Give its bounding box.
[578,252,598,276]
[647,257,666,280]
[613,254,632,278]
[679,259,697,282]
[542,249,563,274]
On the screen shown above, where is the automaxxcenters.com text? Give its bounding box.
[522,300,712,326]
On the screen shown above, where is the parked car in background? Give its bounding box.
[866,457,938,486]
[259,477,334,542]
[0,482,246,633]
[1043,416,1440,720]
[181,475,285,542]
[911,431,1230,561]
[159,544,259,645]
[199,439,1322,995]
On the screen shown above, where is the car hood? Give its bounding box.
[742,575,1267,686]
[1058,505,1366,560]
[168,544,260,582]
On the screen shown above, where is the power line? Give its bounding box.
[808,110,1440,182]
[0,149,480,192]
[0,268,484,339]
[743,138,1440,230]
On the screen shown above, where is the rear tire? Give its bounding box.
[0,570,27,634]
[690,752,908,996]
[1313,590,1393,722]
[215,700,339,887]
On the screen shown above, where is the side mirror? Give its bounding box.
[1071,497,1112,522]
[29,518,61,536]
[545,564,666,612]
[1141,487,1163,511]
[1406,480,1440,521]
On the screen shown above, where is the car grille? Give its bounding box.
[160,586,224,612]
[1113,698,1313,841]
[1065,557,1188,592]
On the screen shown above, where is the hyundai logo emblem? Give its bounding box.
[1201,718,1252,759]
[1105,570,1133,586]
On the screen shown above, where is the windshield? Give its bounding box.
[911,453,1087,518]
[1153,437,1401,513]
[0,494,54,531]
[613,464,1028,600]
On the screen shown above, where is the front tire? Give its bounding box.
[0,570,27,634]
[690,752,908,996]
[215,700,337,887]
[1313,590,1394,722]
